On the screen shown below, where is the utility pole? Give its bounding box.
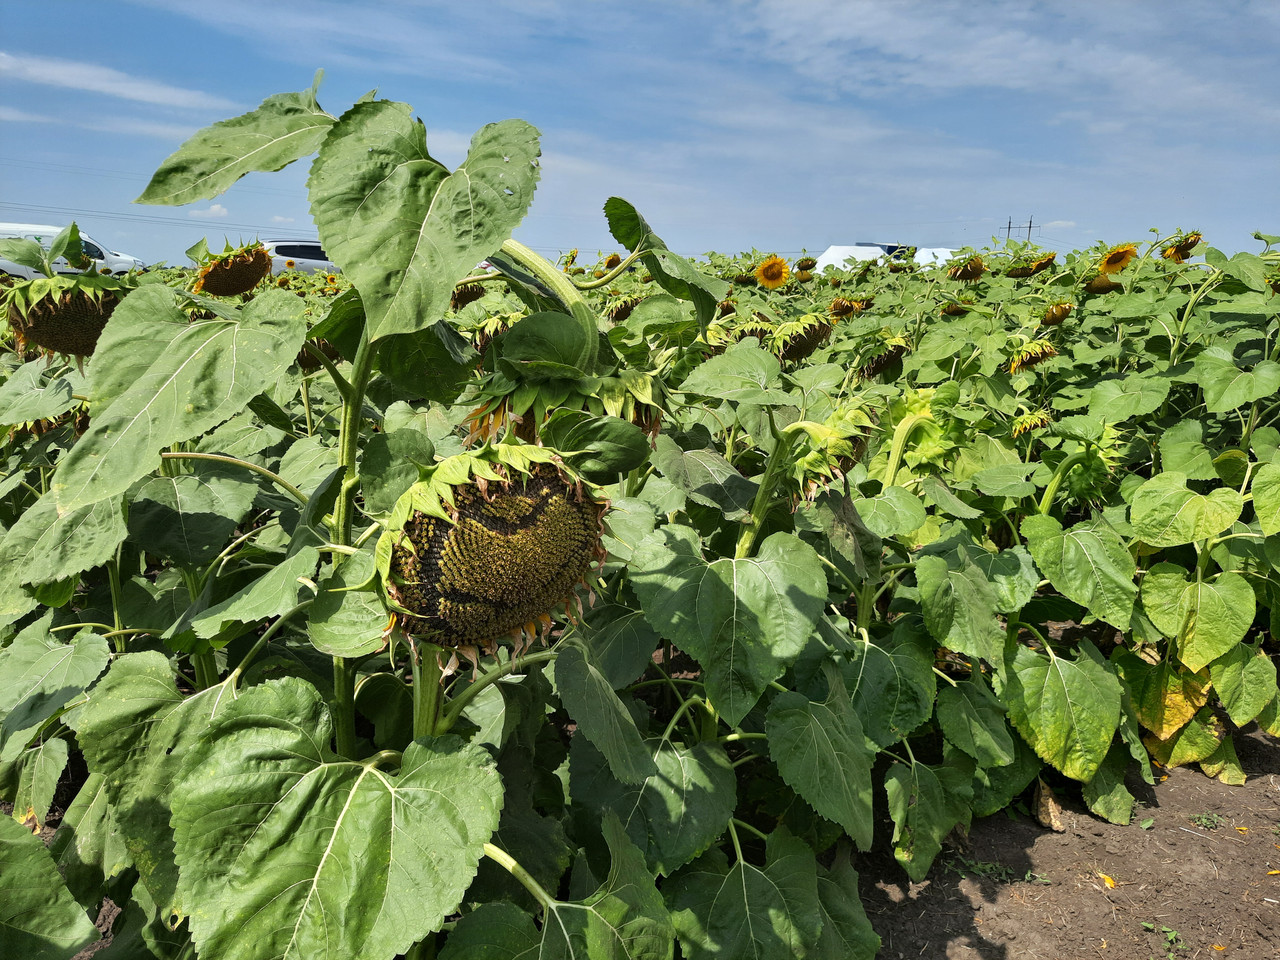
[1006,216,1036,241]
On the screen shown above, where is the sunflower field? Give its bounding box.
[2,74,1280,960]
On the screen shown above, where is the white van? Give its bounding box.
[0,223,147,279]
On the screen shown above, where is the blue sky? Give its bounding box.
[2,0,1277,267]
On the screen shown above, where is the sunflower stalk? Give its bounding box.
[411,640,446,740]
[331,323,379,759]
[1037,448,1092,516]
[735,416,806,559]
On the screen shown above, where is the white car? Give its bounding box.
[0,222,147,279]
[262,240,339,275]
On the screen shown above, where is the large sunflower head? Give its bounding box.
[379,449,606,654]
[2,271,135,361]
[755,255,790,290]
[1042,301,1074,326]
[1098,243,1138,275]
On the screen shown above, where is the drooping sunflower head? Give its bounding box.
[1006,252,1056,278]
[858,333,909,380]
[794,256,817,272]
[380,452,605,653]
[2,271,136,361]
[1084,272,1122,294]
[450,282,486,312]
[1161,232,1202,264]
[1098,243,1138,275]
[1042,301,1074,326]
[773,314,833,362]
[1011,408,1053,438]
[948,255,986,281]
[940,297,973,316]
[603,252,622,269]
[194,242,272,296]
[1007,337,1058,374]
[829,297,854,318]
[755,255,790,290]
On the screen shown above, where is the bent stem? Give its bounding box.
[436,649,559,734]
[1037,448,1091,515]
[484,843,554,912]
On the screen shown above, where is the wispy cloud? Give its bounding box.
[189,204,229,219]
[0,105,53,123]
[271,215,296,223]
[0,51,238,110]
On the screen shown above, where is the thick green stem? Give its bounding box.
[412,641,445,740]
[192,653,218,691]
[882,413,929,489]
[736,418,804,559]
[1037,449,1091,515]
[161,452,308,506]
[483,843,554,911]
[332,655,358,759]
[334,328,378,545]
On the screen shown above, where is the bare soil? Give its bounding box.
[857,728,1280,960]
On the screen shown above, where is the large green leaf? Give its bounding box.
[47,772,131,910]
[850,486,927,539]
[1088,375,1170,419]
[70,652,236,923]
[840,618,936,748]
[172,678,501,960]
[936,672,1016,768]
[12,737,68,830]
[0,623,109,762]
[675,341,792,406]
[554,638,656,784]
[127,467,258,565]
[442,814,674,960]
[1141,566,1255,672]
[765,668,874,849]
[1129,472,1243,547]
[0,361,80,428]
[1001,642,1122,782]
[914,554,1003,662]
[305,551,387,658]
[667,828,820,960]
[579,603,660,690]
[0,492,127,588]
[0,815,100,959]
[1208,642,1276,725]
[188,545,320,641]
[309,100,540,342]
[1021,514,1136,629]
[1192,345,1280,413]
[570,735,735,878]
[137,71,335,205]
[53,290,307,514]
[1082,742,1136,825]
[812,854,880,960]
[651,436,757,521]
[1113,649,1208,740]
[793,491,882,583]
[630,527,826,726]
[604,197,729,332]
[884,754,975,882]
[1252,462,1280,537]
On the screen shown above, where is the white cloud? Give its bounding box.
[1041,221,1077,230]
[0,105,52,123]
[271,215,296,223]
[0,51,238,110]
[189,204,229,219]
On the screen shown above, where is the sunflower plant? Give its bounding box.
[5,69,1280,960]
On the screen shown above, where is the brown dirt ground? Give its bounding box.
[857,727,1280,960]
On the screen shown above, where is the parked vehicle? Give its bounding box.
[0,222,147,279]
[262,239,339,274]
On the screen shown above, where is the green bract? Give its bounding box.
[2,75,1277,960]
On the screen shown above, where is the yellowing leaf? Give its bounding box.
[1235,827,1248,834]
[1097,872,1116,889]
